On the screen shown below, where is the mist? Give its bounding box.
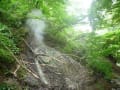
[26,9,46,47]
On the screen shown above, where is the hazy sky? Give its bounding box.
[66,0,93,33]
[66,0,93,16]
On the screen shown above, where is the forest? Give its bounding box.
[0,0,120,90]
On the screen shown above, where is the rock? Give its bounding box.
[4,78,22,90]
[24,74,39,87]
[111,78,120,87]
[22,44,95,90]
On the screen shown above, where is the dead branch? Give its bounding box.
[23,39,65,64]
[22,39,68,86]
[13,64,20,77]
[20,60,56,67]
[23,39,49,86]
[22,39,35,54]
[1,41,40,80]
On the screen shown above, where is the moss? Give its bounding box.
[95,82,105,90]
[87,56,112,79]
[17,67,26,79]
[0,83,17,90]
[0,49,14,64]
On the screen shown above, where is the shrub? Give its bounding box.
[46,29,113,79]
[0,83,16,90]
[101,30,120,63]
[0,49,14,64]
[0,23,19,70]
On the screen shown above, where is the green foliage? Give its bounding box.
[0,23,20,73]
[0,0,74,30]
[0,49,14,64]
[45,29,67,46]
[101,30,120,63]
[88,0,120,79]
[0,0,31,27]
[95,82,105,90]
[87,57,112,79]
[31,0,77,32]
[46,28,82,52]
[46,27,113,79]
[0,0,118,83]
[0,83,16,90]
[89,0,120,29]
[82,34,113,79]
[0,23,19,54]
[17,67,26,79]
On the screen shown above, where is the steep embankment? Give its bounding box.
[20,9,95,90]
[22,41,95,90]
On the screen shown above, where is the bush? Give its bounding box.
[0,23,19,73]
[0,23,19,54]
[0,49,14,64]
[0,0,31,27]
[0,83,16,90]
[101,30,120,63]
[87,57,112,79]
[85,34,113,79]
[46,29,113,79]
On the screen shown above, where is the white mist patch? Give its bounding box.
[66,0,93,16]
[95,29,108,36]
[26,9,46,45]
[26,9,49,86]
[73,24,92,33]
[66,0,93,33]
[116,62,120,67]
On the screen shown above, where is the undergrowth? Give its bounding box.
[0,83,17,90]
[46,28,113,79]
